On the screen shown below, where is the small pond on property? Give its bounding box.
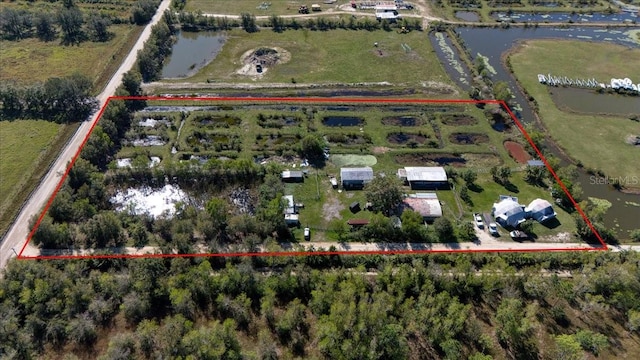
[455,11,480,22]
[162,31,226,79]
[322,116,364,127]
[382,116,422,126]
[548,87,640,116]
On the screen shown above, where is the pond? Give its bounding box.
[492,11,639,24]
[548,87,640,117]
[162,31,226,79]
[322,116,364,126]
[447,26,640,235]
[110,184,188,218]
[455,11,480,22]
[382,116,422,126]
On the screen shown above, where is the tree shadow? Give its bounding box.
[503,181,519,193]
[469,183,484,193]
[541,217,561,229]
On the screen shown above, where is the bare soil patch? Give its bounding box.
[381,116,422,126]
[504,141,531,164]
[323,193,345,222]
[236,47,291,78]
[448,132,489,145]
[372,146,391,154]
[440,114,478,126]
[387,132,429,145]
[626,134,640,146]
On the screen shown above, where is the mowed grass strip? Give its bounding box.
[508,39,640,184]
[0,120,77,236]
[185,0,309,15]
[0,24,140,88]
[182,29,453,86]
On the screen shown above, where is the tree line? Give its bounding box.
[0,0,160,44]
[176,11,423,33]
[1,249,639,359]
[0,73,97,122]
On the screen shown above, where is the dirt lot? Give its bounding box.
[504,141,531,164]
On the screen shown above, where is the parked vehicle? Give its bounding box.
[474,214,484,229]
[298,5,309,13]
[304,227,310,241]
[509,230,528,239]
[488,223,499,236]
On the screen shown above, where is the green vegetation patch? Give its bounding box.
[0,24,139,86]
[509,39,640,187]
[179,28,453,87]
[330,154,378,167]
[0,120,63,227]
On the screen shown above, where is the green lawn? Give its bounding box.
[175,28,453,87]
[0,120,74,235]
[185,0,314,15]
[508,39,640,190]
[0,24,141,89]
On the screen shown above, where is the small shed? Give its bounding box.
[340,167,374,189]
[527,160,545,167]
[282,170,304,183]
[349,202,361,213]
[525,198,556,223]
[347,218,369,228]
[311,4,321,11]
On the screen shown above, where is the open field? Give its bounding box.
[0,120,78,237]
[508,39,640,187]
[185,0,324,15]
[171,29,454,87]
[0,25,142,90]
[0,0,138,19]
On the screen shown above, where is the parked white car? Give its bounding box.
[304,227,310,241]
[488,223,499,236]
[474,214,484,229]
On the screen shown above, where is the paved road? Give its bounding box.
[0,0,173,270]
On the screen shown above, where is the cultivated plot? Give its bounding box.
[19,96,606,261]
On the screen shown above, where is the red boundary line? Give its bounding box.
[17,96,607,261]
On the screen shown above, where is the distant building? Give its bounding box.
[283,195,296,215]
[347,218,370,228]
[284,214,300,226]
[525,198,556,223]
[527,160,545,167]
[402,193,443,222]
[492,198,526,228]
[340,167,374,189]
[282,170,304,183]
[398,166,448,190]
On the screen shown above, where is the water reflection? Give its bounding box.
[162,31,226,79]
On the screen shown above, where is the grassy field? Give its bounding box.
[508,39,640,187]
[0,25,142,90]
[0,0,137,20]
[174,28,454,87]
[0,120,79,237]
[185,0,321,15]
